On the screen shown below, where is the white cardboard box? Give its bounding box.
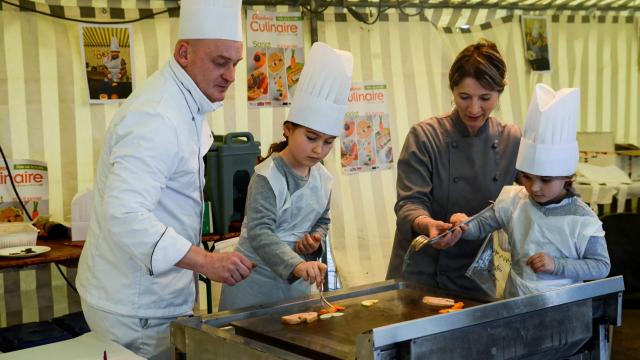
[0,222,38,248]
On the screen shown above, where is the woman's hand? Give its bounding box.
[412,216,463,250]
[295,233,322,255]
[527,252,555,273]
[449,213,469,228]
[293,261,327,288]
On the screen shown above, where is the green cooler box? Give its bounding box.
[204,132,261,235]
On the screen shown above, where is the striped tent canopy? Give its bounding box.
[82,26,130,48]
[3,0,640,12]
[339,0,640,11]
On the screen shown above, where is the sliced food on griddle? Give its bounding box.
[422,296,455,308]
[360,299,379,307]
[281,312,318,325]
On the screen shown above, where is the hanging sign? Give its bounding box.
[246,10,304,107]
[80,24,135,103]
[340,81,393,174]
[521,15,551,72]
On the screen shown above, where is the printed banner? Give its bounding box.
[521,15,551,72]
[0,160,49,222]
[246,10,304,107]
[80,24,135,104]
[340,81,393,174]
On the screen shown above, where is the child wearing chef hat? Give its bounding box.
[449,83,610,298]
[219,42,353,311]
[100,36,128,99]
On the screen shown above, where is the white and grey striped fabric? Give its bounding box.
[1,2,638,322]
[318,6,639,287]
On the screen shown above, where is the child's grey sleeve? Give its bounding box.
[462,207,502,240]
[552,236,611,280]
[244,174,304,280]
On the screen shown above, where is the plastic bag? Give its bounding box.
[466,230,512,299]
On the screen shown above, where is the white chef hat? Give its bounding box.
[110,36,120,52]
[178,0,243,41]
[531,22,541,37]
[516,83,580,176]
[287,42,353,136]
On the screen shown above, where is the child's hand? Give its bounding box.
[293,261,327,288]
[527,252,555,273]
[295,233,322,255]
[449,213,470,231]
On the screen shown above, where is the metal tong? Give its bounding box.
[318,283,335,309]
[411,202,495,252]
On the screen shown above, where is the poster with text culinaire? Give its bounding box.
[246,9,304,107]
[0,160,48,223]
[341,81,393,175]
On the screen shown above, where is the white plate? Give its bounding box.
[0,246,51,258]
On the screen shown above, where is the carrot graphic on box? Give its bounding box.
[290,49,297,68]
[31,201,39,220]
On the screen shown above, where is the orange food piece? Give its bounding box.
[333,305,346,311]
[438,308,461,314]
[451,302,464,310]
[319,307,337,315]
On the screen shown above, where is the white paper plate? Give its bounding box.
[0,245,51,258]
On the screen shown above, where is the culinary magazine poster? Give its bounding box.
[340,81,393,174]
[246,10,304,107]
[80,24,135,104]
[521,15,551,72]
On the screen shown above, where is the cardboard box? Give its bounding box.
[0,222,38,248]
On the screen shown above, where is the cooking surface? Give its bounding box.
[230,288,482,359]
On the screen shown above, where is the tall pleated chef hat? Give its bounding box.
[110,37,120,52]
[516,83,580,176]
[178,0,243,41]
[287,42,353,136]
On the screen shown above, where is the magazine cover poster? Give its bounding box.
[341,82,393,174]
[521,15,551,72]
[246,10,304,107]
[80,24,135,103]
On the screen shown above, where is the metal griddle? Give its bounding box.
[230,288,482,359]
[170,277,624,360]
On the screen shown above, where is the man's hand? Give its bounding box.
[176,246,254,286]
[201,252,255,286]
[295,233,322,255]
[527,252,555,273]
[293,261,327,288]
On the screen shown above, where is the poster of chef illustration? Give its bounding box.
[80,24,135,104]
[246,10,304,107]
[340,81,393,175]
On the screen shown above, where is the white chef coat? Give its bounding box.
[77,58,216,317]
[493,186,605,297]
[104,56,123,79]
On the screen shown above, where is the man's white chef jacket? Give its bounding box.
[77,59,215,317]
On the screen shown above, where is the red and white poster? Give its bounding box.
[0,160,48,223]
[246,10,304,107]
[340,81,393,175]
